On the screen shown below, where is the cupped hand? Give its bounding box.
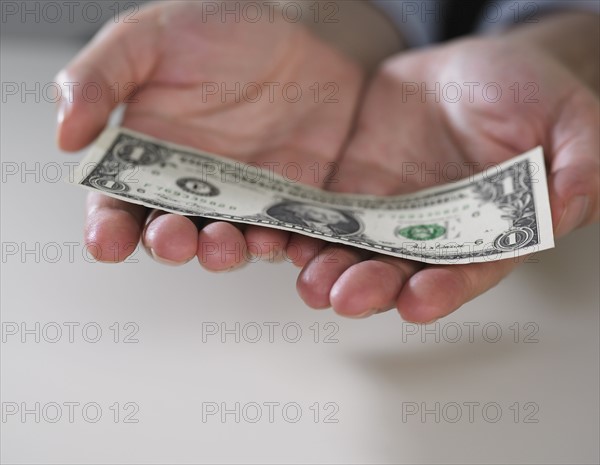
[57,0,364,269]
[295,36,599,322]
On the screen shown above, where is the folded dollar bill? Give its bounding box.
[69,127,554,264]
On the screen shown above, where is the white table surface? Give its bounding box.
[1,35,599,465]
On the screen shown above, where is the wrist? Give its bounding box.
[500,12,600,93]
[287,0,405,71]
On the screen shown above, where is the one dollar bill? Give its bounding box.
[69,127,555,264]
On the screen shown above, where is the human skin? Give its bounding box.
[56,0,364,268]
[56,4,599,321]
[294,12,599,321]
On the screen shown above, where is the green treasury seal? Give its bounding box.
[396,224,446,241]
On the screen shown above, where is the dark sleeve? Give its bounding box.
[370,0,600,46]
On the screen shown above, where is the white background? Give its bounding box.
[1,16,599,465]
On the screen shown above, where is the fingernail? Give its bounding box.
[57,99,68,125]
[57,79,73,125]
[213,266,234,273]
[213,261,247,273]
[402,315,438,324]
[149,248,185,266]
[346,308,377,319]
[265,250,285,263]
[557,195,589,236]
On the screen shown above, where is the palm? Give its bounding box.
[59,1,363,268]
[122,2,362,175]
[296,38,599,321]
[334,38,589,193]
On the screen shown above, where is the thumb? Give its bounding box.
[55,3,161,151]
[549,91,599,238]
[551,164,599,238]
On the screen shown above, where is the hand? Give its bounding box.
[56,0,364,269]
[294,33,599,322]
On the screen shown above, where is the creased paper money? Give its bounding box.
[69,127,555,264]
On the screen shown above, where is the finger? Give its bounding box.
[330,257,424,318]
[85,192,147,262]
[197,222,247,272]
[56,3,161,151]
[396,259,520,323]
[285,234,327,267]
[244,226,290,262]
[142,210,198,265]
[550,89,600,237]
[296,246,370,309]
[551,164,599,238]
